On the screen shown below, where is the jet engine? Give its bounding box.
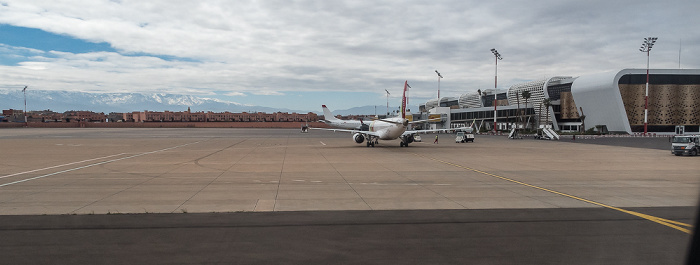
[406,135,414,143]
[353,133,365,144]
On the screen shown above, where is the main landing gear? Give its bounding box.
[399,135,414,147]
[366,138,378,147]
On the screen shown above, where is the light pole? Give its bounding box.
[640,37,657,135]
[22,86,28,125]
[385,89,391,116]
[435,70,443,98]
[490,48,502,133]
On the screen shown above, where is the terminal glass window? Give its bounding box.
[546,84,572,101]
[618,74,700,85]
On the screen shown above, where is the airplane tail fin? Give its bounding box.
[321,105,340,121]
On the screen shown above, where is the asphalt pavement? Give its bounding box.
[0,207,694,265]
[0,128,697,264]
[557,134,673,150]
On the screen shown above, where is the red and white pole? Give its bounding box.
[494,57,498,133]
[640,37,657,135]
[644,50,649,135]
[490,48,502,133]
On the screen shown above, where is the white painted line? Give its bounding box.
[0,141,201,188]
[319,141,326,146]
[0,153,127,180]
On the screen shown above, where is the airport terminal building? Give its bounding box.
[419,69,700,134]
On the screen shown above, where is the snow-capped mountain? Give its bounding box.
[0,89,419,115]
[328,105,420,116]
[0,90,300,113]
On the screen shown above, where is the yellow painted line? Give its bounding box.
[413,153,692,234]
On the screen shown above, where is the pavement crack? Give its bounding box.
[191,139,247,169]
[318,146,373,210]
[271,133,290,211]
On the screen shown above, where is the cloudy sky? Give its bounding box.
[0,0,698,112]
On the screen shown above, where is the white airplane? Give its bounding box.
[320,105,369,131]
[312,81,462,147]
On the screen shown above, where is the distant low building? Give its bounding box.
[64,111,107,122]
[2,108,317,124]
[27,110,63,122]
[122,110,318,123]
[107,112,124,122]
[2,109,25,122]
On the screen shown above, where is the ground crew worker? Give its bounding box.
[434,135,438,144]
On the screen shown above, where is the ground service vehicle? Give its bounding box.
[455,128,475,143]
[671,135,700,156]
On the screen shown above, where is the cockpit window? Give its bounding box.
[673,137,693,143]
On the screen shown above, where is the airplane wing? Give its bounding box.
[308,127,356,133]
[374,119,403,125]
[368,117,438,125]
[308,127,381,137]
[402,127,470,137]
[408,118,441,124]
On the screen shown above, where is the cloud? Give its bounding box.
[224,92,246,97]
[0,43,44,55]
[0,0,698,110]
[251,91,285,96]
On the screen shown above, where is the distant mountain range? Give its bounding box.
[0,90,417,116]
[326,105,421,116]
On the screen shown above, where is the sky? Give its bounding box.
[0,0,699,112]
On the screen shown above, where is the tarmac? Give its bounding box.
[0,128,698,264]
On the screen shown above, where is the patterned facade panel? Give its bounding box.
[652,85,680,125]
[507,77,572,126]
[619,84,700,125]
[508,78,546,122]
[680,85,700,125]
[425,98,439,110]
[559,92,579,119]
[458,93,483,108]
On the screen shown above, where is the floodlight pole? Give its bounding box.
[490,49,502,133]
[640,37,657,135]
[435,70,443,98]
[385,89,391,116]
[23,86,28,126]
[645,51,649,135]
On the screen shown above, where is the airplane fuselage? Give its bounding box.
[369,118,407,140]
[322,119,364,130]
[321,105,369,131]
